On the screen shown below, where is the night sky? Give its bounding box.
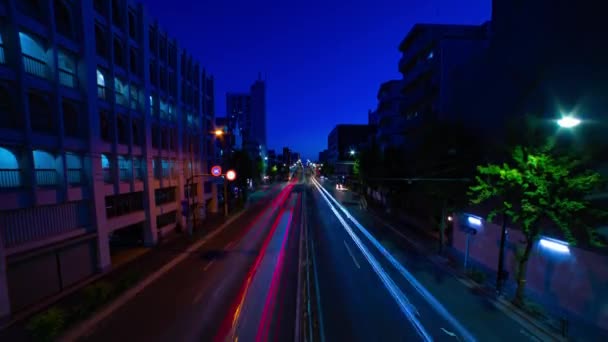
[141,0,490,160]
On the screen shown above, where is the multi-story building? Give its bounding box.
[327,124,376,175]
[0,0,216,319]
[226,75,267,160]
[318,149,329,164]
[368,80,407,152]
[398,23,489,147]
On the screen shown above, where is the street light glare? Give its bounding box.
[557,116,581,128]
[214,129,224,136]
[349,149,355,155]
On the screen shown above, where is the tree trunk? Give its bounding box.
[439,202,446,254]
[513,238,534,306]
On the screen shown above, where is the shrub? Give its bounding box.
[27,307,67,341]
[468,269,486,284]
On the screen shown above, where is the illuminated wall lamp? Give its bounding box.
[467,216,482,226]
[539,237,570,254]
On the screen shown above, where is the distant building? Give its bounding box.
[282,147,291,166]
[0,0,217,319]
[226,74,267,160]
[368,80,407,152]
[291,152,300,164]
[327,124,376,175]
[318,149,329,164]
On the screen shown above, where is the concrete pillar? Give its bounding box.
[89,154,112,271]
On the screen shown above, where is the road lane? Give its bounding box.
[80,182,293,342]
[311,175,556,341]
[307,184,424,341]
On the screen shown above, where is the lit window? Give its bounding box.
[427,51,434,60]
[96,69,105,86]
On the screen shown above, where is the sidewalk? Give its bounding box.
[0,212,234,341]
[364,202,608,341]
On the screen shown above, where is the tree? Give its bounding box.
[469,143,606,305]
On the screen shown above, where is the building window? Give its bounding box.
[19,32,49,79]
[128,9,137,39]
[95,24,107,58]
[154,187,176,205]
[58,49,77,88]
[159,67,167,90]
[28,91,54,133]
[105,191,144,218]
[132,118,142,146]
[113,36,124,67]
[129,47,138,75]
[111,0,123,28]
[149,61,157,84]
[93,0,106,16]
[62,99,80,138]
[151,124,160,148]
[156,210,176,228]
[54,0,73,38]
[117,114,128,145]
[97,68,107,99]
[148,26,156,52]
[159,36,167,61]
[0,85,22,130]
[100,110,111,141]
[17,0,46,23]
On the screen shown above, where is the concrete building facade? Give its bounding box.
[0,0,216,319]
[397,23,490,148]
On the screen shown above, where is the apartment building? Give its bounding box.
[0,0,216,319]
[397,23,489,148]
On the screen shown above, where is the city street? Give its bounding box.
[76,177,303,342]
[305,173,558,342]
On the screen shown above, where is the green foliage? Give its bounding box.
[469,144,604,245]
[353,158,361,179]
[467,269,487,284]
[27,307,67,341]
[469,142,606,304]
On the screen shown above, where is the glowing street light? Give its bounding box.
[214,129,224,137]
[226,170,236,181]
[557,115,581,128]
[349,149,356,156]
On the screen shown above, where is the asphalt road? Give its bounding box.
[80,177,302,342]
[306,174,552,342]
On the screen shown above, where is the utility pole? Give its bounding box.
[224,176,229,217]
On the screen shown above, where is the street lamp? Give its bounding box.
[349,149,355,156]
[557,115,581,128]
[214,129,224,137]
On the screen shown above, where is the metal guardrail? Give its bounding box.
[35,169,58,186]
[67,168,83,185]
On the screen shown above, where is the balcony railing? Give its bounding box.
[97,85,106,99]
[119,167,132,182]
[59,69,77,88]
[0,169,22,188]
[22,54,49,79]
[103,168,112,183]
[35,169,58,186]
[67,168,84,185]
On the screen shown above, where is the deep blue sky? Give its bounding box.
[141,0,491,160]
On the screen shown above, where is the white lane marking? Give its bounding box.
[203,260,215,271]
[312,177,476,342]
[312,181,432,342]
[343,240,360,269]
[441,327,460,340]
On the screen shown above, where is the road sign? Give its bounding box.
[226,170,236,181]
[211,165,222,177]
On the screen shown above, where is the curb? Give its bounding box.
[368,213,567,342]
[59,210,246,342]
